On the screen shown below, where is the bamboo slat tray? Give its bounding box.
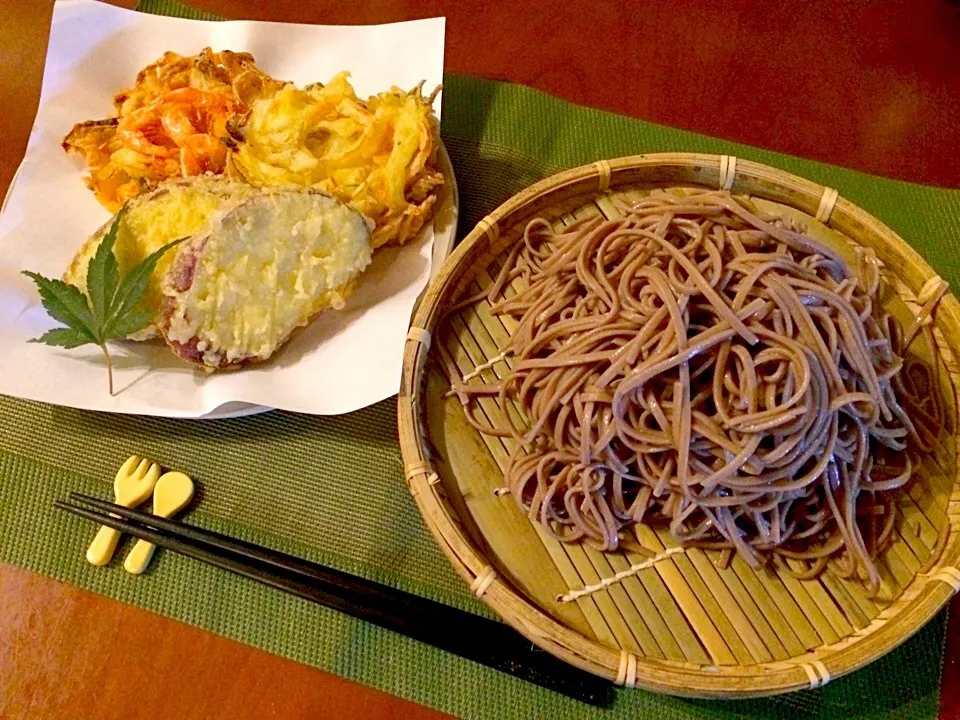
[397,153,960,697]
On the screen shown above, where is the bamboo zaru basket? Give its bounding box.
[397,154,960,697]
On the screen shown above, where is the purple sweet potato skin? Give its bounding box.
[158,293,339,371]
[157,296,255,370]
[157,237,250,370]
[168,236,207,293]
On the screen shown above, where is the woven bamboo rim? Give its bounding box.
[397,153,960,697]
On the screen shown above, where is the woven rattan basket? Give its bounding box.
[397,153,960,697]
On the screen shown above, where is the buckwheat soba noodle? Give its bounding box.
[440,190,946,596]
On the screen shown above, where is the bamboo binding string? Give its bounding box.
[918,275,949,305]
[462,351,509,382]
[412,472,441,498]
[594,159,612,192]
[405,468,441,499]
[404,461,430,482]
[816,187,839,223]
[558,547,687,603]
[798,660,831,689]
[406,326,432,351]
[404,463,432,498]
[475,216,500,244]
[718,155,737,190]
[905,274,950,350]
[915,275,950,332]
[923,566,960,593]
[470,565,497,598]
[615,650,638,688]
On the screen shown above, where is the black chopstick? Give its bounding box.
[67,492,415,610]
[55,495,613,707]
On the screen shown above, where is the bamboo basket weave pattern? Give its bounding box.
[397,153,960,698]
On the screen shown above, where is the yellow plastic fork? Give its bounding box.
[86,455,161,566]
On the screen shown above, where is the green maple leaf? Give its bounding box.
[22,207,185,396]
[86,204,125,328]
[30,327,95,349]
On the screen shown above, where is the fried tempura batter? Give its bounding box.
[226,74,443,247]
[63,49,444,247]
[63,49,279,210]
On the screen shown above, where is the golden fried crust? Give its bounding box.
[157,191,373,370]
[112,48,277,115]
[227,75,445,248]
[61,118,119,155]
[407,168,445,203]
[63,49,283,212]
[62,49,442,251]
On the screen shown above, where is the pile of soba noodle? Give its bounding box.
[442,190,945,595]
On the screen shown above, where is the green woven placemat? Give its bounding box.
[3,2,958,718]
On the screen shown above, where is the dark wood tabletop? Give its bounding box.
[3,1,960,718]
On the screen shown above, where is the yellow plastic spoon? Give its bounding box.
[123,471,195,575]
[86,456,161,566]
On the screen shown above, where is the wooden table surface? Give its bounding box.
[2,1,959,718]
